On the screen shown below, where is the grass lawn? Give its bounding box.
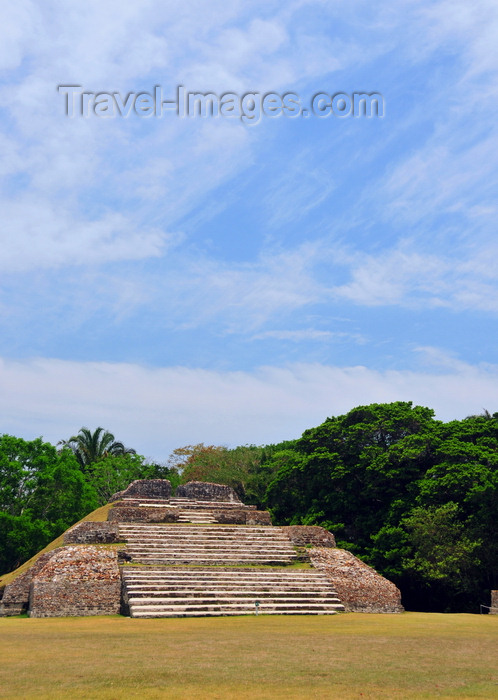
[0,613,496,699]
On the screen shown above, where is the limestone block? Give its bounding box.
[108,506,179,523]
[0,550,59,617]
[110,479,172,502]
[246,510,272,526]
[176,481,240,502]
[281,525,336,547]
[212,509,247,524]
[64,521,120,544]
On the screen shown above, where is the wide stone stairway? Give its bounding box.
[122,567,345,617]
[119,524,298,565]
[115,480,345,618]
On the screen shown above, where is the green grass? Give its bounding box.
[0,613,496,699]
[120,561,313,569]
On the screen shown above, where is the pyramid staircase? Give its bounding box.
[122,567,344,618]
[119,519,344,617]
[119,524,298,565]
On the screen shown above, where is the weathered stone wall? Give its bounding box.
[0,551,58,617]
[64,521,121,544]
[108,506,179,523]
[211,509,247,524]
[491,590,498,614]
[310,548,404,613]
[110,479,172,502]
[29,546,121,617]
[246,510,272,526]
[282,525,336,548]
[176,481,240,502]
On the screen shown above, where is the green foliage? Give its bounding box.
[87,454,180,505]
[0,435,98,573]
[59,426,136,471]
[264,402,498,611]
[173,441,294,507]
[401,503,480,583]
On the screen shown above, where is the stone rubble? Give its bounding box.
[310,547,404,613]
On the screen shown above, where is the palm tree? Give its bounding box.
[59,427,136,470]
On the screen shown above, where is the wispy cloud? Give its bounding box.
[1,353,497,460]
[252,329,365,343]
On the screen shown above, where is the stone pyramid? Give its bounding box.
[0,480,403,617]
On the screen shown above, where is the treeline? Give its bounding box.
[1,403,497,612]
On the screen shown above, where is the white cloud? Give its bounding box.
[1,353,497,461]
[252,329,334,341]
[0,199,174,273]
[252,329,365,343]
[263,150,336,228]
[332,247,449,307]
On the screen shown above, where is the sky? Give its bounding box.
[1,0,498,462]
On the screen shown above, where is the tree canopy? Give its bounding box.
[59,427,136,471]
[263,402,498,612]
[0,435,98,572]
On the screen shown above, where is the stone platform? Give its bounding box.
[0,479,403,617]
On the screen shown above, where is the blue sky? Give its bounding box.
[1,1,498,461]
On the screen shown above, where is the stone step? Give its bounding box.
[123,579,337,586]
[124,580,330,587]
[122,566,345,618]
[127,581,337,595]
[123,540,294,546]
[117,499,256,510]
[131,609,339,617]
[130,598,343,608]
[119,523,290,542]
[123,577,330,584]
[123,570,330,590]
[119,528,289,536]
[125,543,293,550]
[123,573,327,580]
[127,559,295,565]
[125,548,292,553]
[125,552,294,557]
[124,579,330,586]
[119,525,277,532]
[129,603,343,616]
[128,593,342,602]
[120,532,293,549]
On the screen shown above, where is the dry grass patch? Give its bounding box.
[0,613,496,699]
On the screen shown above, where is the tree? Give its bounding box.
[87,454,180,505]
[59,427,136,471]
[266,402,438,546]
[264,402,498,611]
[0,435,98,573]
[171,441,294,507]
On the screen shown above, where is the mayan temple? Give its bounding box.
[0,480,403,617]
